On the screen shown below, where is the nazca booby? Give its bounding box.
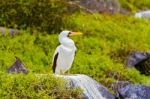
[52,31,82,75]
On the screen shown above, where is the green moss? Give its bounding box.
[0,72,82,98]
[68,13,150,88]
[0,13,150,97]
[0,0,68,33]
[119,0,150,12]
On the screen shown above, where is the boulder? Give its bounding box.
[126,52,150,75]
[135,11,150,19]
[65,0,128,14]
[0,26,20,37]
[119,84,150,99]
[60,74,115,99]
[112,81,130,98]
[7,57,28,74]
[112,81,150,99]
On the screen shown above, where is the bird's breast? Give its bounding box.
[59,45,76,56]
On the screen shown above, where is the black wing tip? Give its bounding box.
[52,52,59,73]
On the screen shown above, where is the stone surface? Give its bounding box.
[65,0,128,14]
[0,26,20,37]
[112,81,150,99]
[7,57,28,74]
[119,84,150,99]
[60,74,115,99]
[126,52,150,75]
[112,81,130,98]
[135,11,150,19]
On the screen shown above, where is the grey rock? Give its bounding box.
[112,81,150,99]
[126,52,150,75]
[61,74,115,99]
[112,81,130,98]
[65,0,128,14]
[0,27,6,35]
[135,11,150,19]
[7,57,28,74]
[126,52,150,67]
[0,26,20,37]
[119,84,150,99]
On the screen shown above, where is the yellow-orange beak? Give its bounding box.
[69,32,82,37]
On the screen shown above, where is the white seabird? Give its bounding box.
[52,30,82,75]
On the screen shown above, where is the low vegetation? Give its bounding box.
[0,0,150,98]
[119,0,150,12]
[69,13,150,88]
[0,0,68,33]
[0,72,82,98]
[0,13,150,98]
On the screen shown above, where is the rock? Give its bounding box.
[0,27,6,35]
[0,26,20,37]
[7,57,28,74]
[126,52,150,75]
[119,84,150,99]
[65,0,128,14]
[112,81,130,98]
[59,74,115,99]
[10,28,20,37]
[112,81,150,99]
[135,11,150,19]
[126,52,150,67]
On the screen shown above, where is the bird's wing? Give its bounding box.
[52,47,60,73]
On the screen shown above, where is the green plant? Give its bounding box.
[1,12,150,97]
[0,72,82,98]
[119,0,150,12]
[0,0,68,33]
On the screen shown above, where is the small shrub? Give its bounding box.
[119,0,150,11]
[1,13,150,97]
[0,72,82,98]
[0,0,68,33]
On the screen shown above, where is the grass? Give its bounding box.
[70,13,150,85]
[0,13,150,98]
[119,0,150,12]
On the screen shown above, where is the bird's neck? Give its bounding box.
[59,37,75,48]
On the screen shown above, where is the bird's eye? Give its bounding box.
[68,32,71,37]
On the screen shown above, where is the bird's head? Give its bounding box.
[59,30,82,38]
[58,30,82,46]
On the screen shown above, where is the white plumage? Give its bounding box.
[52,31,82,75]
